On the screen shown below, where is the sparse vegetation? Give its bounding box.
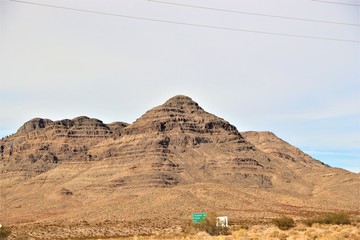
[304,212,351,226]
[6,219,360,239]
[184,212,230,236]
[273,216,296,230]
[0,225,12,240]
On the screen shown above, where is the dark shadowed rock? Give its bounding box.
[17,118,53,134]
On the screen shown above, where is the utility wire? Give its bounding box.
[310,0,360,6]
[147,0,359,27]
[9,0,360,43]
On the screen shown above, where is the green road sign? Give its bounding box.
[192,212,206,223]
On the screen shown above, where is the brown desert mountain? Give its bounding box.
[0,95,358,238]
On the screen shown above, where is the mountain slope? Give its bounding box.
[242,131,359,211]
[0,95,358,235]
[88,95,273,189]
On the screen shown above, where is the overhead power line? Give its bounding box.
[147,0,359,27]
[9,0,360,43]
[310,0,360,6]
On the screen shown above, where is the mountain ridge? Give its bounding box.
[0,95,358,238]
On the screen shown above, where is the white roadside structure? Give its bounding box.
[216,216,228,227]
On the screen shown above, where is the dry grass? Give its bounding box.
[304,212,351,226]
[232,223,360,240]
[7,222,360,240]
[126,223,360,240]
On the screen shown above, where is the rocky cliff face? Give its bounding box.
[0,117,128,176]
[87,95,273,188]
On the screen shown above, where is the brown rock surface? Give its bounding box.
[0,116,128,176]
[0,95,358,239]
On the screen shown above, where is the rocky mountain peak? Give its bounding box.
[162,95,203,110]
[17,118,53,134]
[123,95,239,140]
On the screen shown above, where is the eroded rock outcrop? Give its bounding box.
[0,117,129,176]
[88,95,272,188]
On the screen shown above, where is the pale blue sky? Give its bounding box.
[0,0,359,172]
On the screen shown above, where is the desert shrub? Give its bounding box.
[189,212,230,236]
[0,225,12,240]
[273,216,295,230]
[303,219,315,227]
[305,212,351,226]
[232,223,250,231]
[323,212,351,225]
